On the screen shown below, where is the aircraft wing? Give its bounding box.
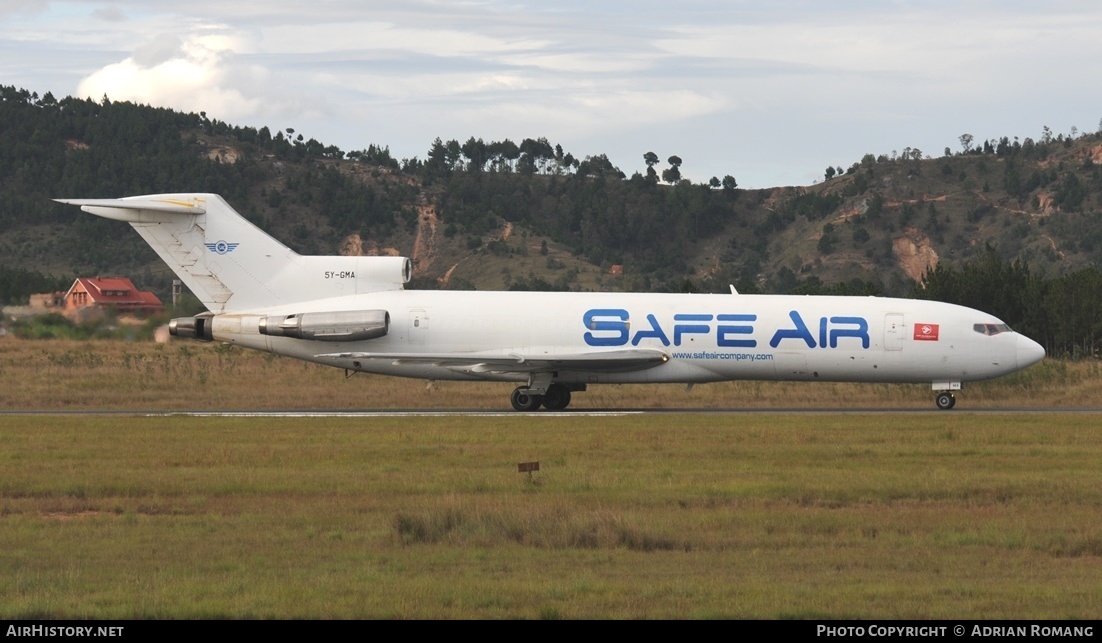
[316,347,670,375]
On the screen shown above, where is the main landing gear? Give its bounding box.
[510,383,576,412]
[935,391,956,410]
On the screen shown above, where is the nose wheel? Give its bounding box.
[935,391,956,410]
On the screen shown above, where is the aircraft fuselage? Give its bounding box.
[210,290,1041,386]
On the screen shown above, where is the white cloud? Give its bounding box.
[75,33,274,120]
[0,0,48,19]
[257,22,549,58]
[511,52,653,75]
[91,5,127,22]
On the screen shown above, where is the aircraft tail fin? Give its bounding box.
[56,193,410,313]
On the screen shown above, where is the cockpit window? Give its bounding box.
[973,323,1011,336]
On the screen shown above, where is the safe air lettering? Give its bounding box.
[583,309,869,350]
[768,312,869,348]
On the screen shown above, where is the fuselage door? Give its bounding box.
[409,309,428,344]
[885,313,904,351]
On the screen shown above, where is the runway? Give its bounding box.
[3,407,1101,417]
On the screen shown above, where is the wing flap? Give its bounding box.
[317,348,669,374]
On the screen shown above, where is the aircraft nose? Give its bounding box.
[1016,334,1045,368]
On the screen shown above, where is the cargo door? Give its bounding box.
[408,309,428,344]
[885,313,904,351]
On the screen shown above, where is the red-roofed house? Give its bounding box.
[64,277,163,317]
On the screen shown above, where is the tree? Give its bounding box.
[959,133,974,153]
[461,137,487,171]
[425,138,448,176]
[576,154,623,179]
[519,137,554,173]
[497,138,519,171]
[643,151,659,168]
[445,139,462,169]
[662,156,682,184]
[825,166,836,180]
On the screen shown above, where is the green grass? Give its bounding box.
[1,413,1099,618]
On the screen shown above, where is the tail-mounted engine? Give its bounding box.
[169,312,215,341]
[259,310,390,342]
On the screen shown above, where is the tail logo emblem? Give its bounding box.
[205,240,239,255]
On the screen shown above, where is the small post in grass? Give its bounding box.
[518,461,540,483]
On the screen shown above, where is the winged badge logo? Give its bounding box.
[204,240,239,255]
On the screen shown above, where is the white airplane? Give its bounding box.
[56,193,1046,411]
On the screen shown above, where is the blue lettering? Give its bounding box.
[673,314,712,346]
[770,311,816,348]
[583,309,629,346]
[631,313,671,346]
[717,314,757,347]
[829,316,870,348]
[583,308,869,351]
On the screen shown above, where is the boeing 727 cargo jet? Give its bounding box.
[56,194,1046,411]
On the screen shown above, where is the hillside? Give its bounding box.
[2,85,1100,303]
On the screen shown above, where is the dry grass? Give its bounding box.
[0,413,1099,618]
[1,337,1099,410]
[2,338,1100,618]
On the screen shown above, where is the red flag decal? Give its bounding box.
[913,323,939,341]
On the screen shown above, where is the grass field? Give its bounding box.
[0,413,1099,619]
[1,338,1100,410]
[1,338,1100,619]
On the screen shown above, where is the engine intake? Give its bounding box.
[169,312,215,341]
[259,310,390,342]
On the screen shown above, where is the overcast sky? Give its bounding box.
[3,1,1101,188]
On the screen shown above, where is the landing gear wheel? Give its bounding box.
[935,391,956,410]
[511,387,543,412]
[541,384,572,411]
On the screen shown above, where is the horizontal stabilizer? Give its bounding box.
[54,198,207,216]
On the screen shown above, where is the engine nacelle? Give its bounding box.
[259,310,390,342]
[169,312,215,341]
[299,255,412,293]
